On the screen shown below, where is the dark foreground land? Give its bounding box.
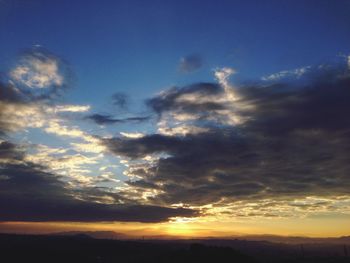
[0,233,349,263]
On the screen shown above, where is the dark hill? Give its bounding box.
[0,233,253,263]
[0,233,349,263]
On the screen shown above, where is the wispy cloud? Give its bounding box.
[86,113,150,125]
[261,66,311,81]
[178,54,203,73]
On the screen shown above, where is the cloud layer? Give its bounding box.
[103,62,350,218]
[0,48,197,223]
[1,47,350,223]
[0,140,198,222]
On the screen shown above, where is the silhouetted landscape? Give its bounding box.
[1,233,349,263]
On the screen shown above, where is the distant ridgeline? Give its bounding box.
[0,233,349,263]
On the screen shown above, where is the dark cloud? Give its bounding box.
[240,77,350,134]
[146,82,224,115]
[104,63,350,207]
[0,141,24,160]
[104,134,183,158]
[0,81,24,103]
[112,92,128,109]
[86,113,150,125]
[0,140,198,222]
[178,54,203,73]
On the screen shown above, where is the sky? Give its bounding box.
[1,0,350,238]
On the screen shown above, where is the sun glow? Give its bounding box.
[164,217,198,236]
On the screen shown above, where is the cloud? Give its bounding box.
[120,132,145,139]
[86,113,150,125]
[0,140,24,162]
[53,105,90,113]
[178,54,203,73]
[102,62,350,217]
[146,79,244,133]
[157,125,210,136]
[24,145,99,185]
[0,140,198,222]
[261,60,350,84]
[112,92,128,109]
[10,48,66,89]
[0,99,46,135]
[0,47,199,223]
[240,73,350,134]
[0,81,23,103]
[2,46,350,222]
[43,120,106,154]
[262,66,311,81]
[147,83,223,115]
[0,48,77,135]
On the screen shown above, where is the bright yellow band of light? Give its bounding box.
[1,213,349,238]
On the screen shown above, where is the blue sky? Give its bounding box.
[2,0,350,106]
[1,0,350,236]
